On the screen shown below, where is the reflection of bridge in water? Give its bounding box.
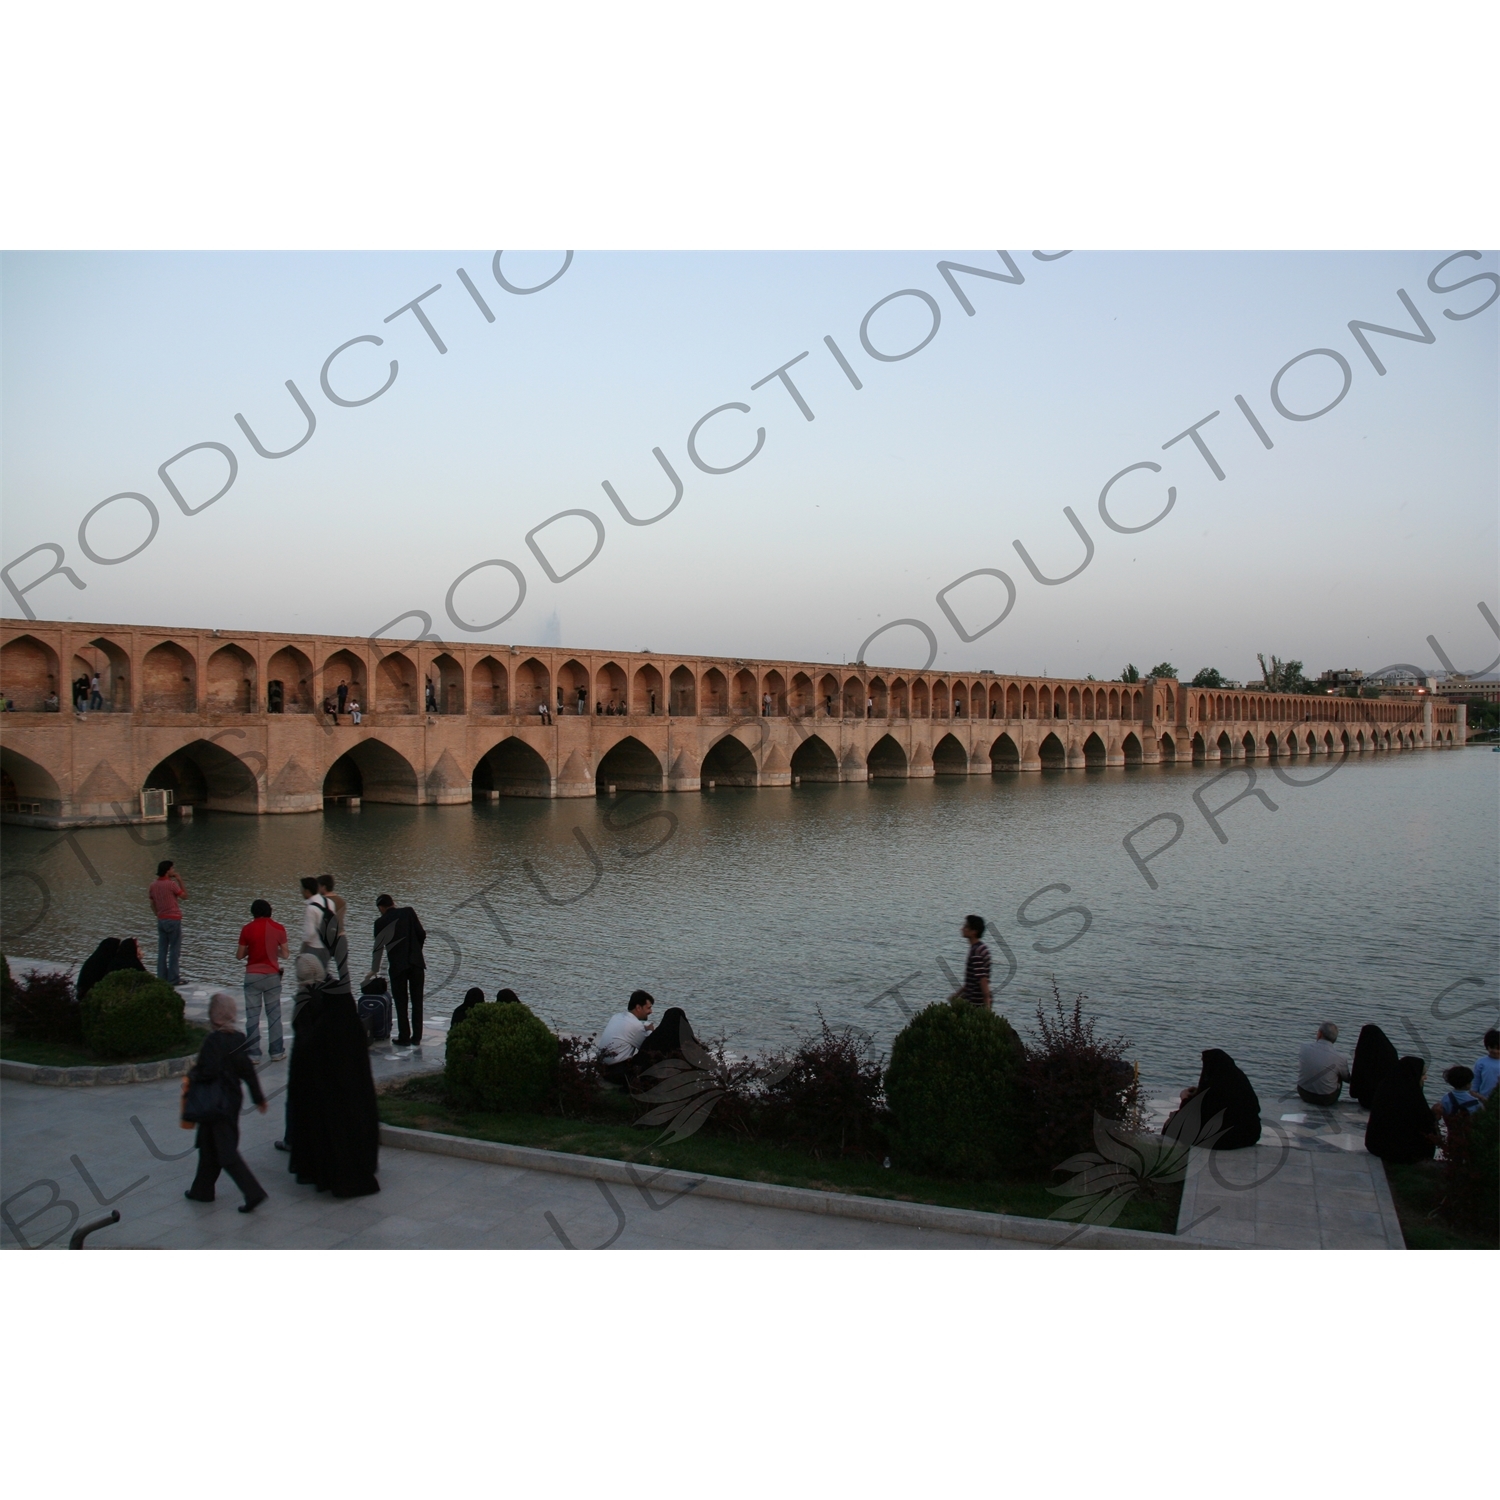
[1,618,1466,827]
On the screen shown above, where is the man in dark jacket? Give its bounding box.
[368,894,427,1047]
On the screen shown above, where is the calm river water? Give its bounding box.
[4,750,1496,1102]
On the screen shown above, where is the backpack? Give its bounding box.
[358,990,393,1043]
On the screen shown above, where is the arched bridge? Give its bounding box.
[0,618,1465,827]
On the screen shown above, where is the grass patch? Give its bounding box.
[1383,1160,1499,1251]
[378,1075,1182,1234]
[1,1024,210,1069]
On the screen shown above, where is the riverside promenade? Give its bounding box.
[2,960,1404,1252]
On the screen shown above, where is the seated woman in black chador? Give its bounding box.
[285,923,381,1198]
[450,987,485,1030]
[1163,1048,1263,1150]
[77,936,147,999]
[1364,1056,1439,1164]
[1350,1024,1399,1109]
[76,938,121,1000]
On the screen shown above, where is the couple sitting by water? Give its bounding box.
[594,990,695,1085]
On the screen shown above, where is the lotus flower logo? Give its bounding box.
[631,1031,791,1146]
[1048,1090,1230,1230]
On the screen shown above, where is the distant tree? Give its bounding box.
[1191,667,1224,688]
[1120,664,1140,683]
[1147,662,1177,680]
[1257,654,1306,692]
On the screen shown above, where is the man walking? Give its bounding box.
[149,859,187,983]
[369,894,427,1047]
[89,672,103,710]
[958,914,992,1010]
[236,899,289,1062]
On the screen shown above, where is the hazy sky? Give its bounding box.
[2,249,1495,681]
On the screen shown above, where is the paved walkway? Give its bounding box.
[3,1070,1058,1249]
[1173,1097,1405,1249]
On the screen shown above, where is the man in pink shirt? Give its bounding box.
[148,859,187,983]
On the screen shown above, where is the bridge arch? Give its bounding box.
[472,655,508,713]
[990,732,1020,770]
[1121,732,1143,765]
[786,671,810,717]
[1083,731,1107,768]
[701,733,758,787]
[376,651,418,713]
[207,643,257,713]
[2,746,63,818]
[1241,731,1256,757]
[932,733,968,774]
[791,734,840,782]
[517,657,552,714]
[867,733,909,778]
[632,664,662,715]
[472,736,551,798]
[668,665,696,716]
[1158,732,1177,762]
[762,670,786,714]
[593,661,626,713]
[145,737,262,813]
[142,640,197,712]
[1,633,61,711]
[594,735,664,793]
[319,649,364,713]
[1037,731,1066,769]
[321,738,420,804]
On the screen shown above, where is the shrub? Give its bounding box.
[81,969,185,1057]
[1440,1096,1499,1240]
[445,1001,558,1113]
[5,968,83,1044]
[884,1002,1027,1178]
[1022,984,1140,1169]
[760,1013,886,1157]
[552,1032,602,1116]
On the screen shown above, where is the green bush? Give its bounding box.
[884,1002,1027,1178]
[445,1001,558,1113]
[82,969,185,1058]
[4,968,83,1043]
[1441,1094,1499,1240]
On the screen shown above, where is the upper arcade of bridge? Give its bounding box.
[0,618,1454,733]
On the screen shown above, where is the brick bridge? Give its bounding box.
[0,617,1465,827]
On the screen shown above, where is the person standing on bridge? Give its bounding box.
[336,679,348,715]
[369,894,427,1047]
[149,859,187,984]
[89,672,102,710]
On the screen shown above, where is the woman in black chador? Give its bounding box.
[1364,1056,1438,1165]
[1349,1024,1400,1109]
[1164,1048,1263,1150]
[286,922,380,1198]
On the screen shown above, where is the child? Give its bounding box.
[184,992,269,1211]
[1472,1029,1500,1100]
[1434,1064,1484,1124]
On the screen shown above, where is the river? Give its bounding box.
[4,749,1496,1103]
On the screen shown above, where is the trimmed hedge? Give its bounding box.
[82,969,185,1058]
[445,1001,558,1113]
[884,1002,1027,1178]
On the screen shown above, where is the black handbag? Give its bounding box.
[181,1055,238,1124]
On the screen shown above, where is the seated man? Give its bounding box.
[1297,1021,1352,1106]
[594,990,694,1086]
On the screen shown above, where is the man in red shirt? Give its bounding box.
[237,899,290,1062]
[148,859,187,983]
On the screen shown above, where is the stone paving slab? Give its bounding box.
[1175,1100,1405,1250]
